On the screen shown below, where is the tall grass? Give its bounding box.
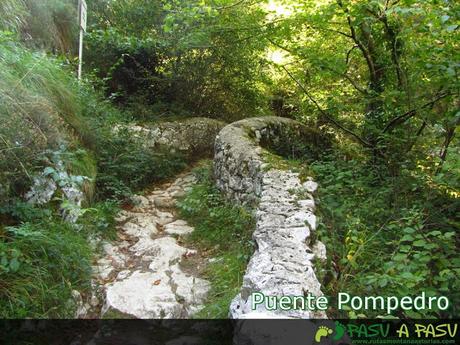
[0,0,78,54]
[0,221,92,318]
[0,0,27,32]
[0,32,95,204]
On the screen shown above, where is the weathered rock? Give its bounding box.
[72,290,86,318]
[90,295,99,308]
[93,258,115,280]
[114,210,133,223]
[103,271,182,319]
[170,264,211,308]
[121,218,158,239]
[115,117,225,156]
[164,220,194,235]
[170,189,186,198]
[131,195,150,209]
[116,270,131,281]
[303,179,318,194]
[146,237,188,270]
[157,216,175,226]
[154,196,176,208]
[311,241,327,261]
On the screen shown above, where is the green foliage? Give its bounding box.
[85,0,270,121]
[0,221,91,318]
[0,198,118,318]
[177,161,255,318]
[77,200,120,240]
[309,152,459,318]
[95,127,186,200]
[264,0,459,169]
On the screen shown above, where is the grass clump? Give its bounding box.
[177,161,255,318]
[0,31,95,206]
[0,199,118,318]
[0,221,91,318]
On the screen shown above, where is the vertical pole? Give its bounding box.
[77,0,86,81]
[78,27,83,81]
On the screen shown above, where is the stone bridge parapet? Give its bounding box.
[214,116,327,319]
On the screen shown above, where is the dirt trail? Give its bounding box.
[79,171,210,319]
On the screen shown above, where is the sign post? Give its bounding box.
[78,0,87,81]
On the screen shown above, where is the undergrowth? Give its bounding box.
[177,161,255,318]
[0,199,118,318]
[94,126,187,200]
[307,153,460,319]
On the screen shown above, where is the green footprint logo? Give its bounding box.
[314,322,346,343]
[315,325,333,342]
[333,321,346,341]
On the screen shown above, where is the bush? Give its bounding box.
[94,127,187,200]
[309,153,460,318]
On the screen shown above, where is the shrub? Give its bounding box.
[309,153,459,318]
[94,127,187,200]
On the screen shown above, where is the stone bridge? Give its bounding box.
[114,116,328,320]
[213,116,327,318]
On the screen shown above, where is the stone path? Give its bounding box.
[81,172,210,319]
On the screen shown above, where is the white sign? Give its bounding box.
[79,0,87,32]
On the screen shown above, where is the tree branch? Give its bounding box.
[266,38,296,55]
[382,92,453,133]
[320,65,368,95]
[345,45,358,66]
[337,0,377,83]
[305,25,352,39]
[267,39,367,95]
[280,65,373,148]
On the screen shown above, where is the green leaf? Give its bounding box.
[9,257,20,272]
[393,253,407,262]
[400,234,414,242]
[413,240,426,247]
